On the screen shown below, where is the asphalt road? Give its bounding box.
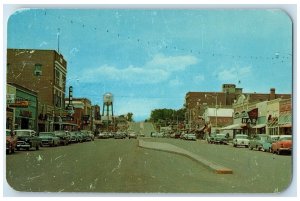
[5,136,293,194]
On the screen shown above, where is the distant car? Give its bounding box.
[151,132,158,137]
[15,129,41,151]
[248,134,269,151]
[39,132,60,146]
[271,135,292,155]
[207,133,217,144]
[261,135,280,152]
[233,134,249,148]
[213,133,229,144]
[81,130,94,141]
[174,132,181,139]
[98,132,110,139]
[184,133,196,141]
[128,132,137,139]
[54,131,70,145]
[114,132,125,139]
[6,129,17,154]
[139,133,145,137]
[68,131,80,143]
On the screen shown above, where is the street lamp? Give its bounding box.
[205,94,218,127]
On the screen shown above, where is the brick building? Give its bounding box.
[65,98,94,131]
[185,84,291,130]
[7,48,68,132]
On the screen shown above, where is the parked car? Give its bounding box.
[15,129,41,151]
[81,130,94,141]
[98,132,110,139]
[207,133,217,144]
[248,134,269,151]
[184,133,196,141]
[233,134,249,148]
[114,132,125,139]
[54,131,70,145]
[213,133,229,144]
[39,132,60,146]
[261,135,280,152]
[271,135,292,155]
[6,129,17,154]
[139,132,145,137]
[69,131,80,143]
[128,132,137,139]
[151,132,159,137]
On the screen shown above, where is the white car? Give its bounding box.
[184,133,196,141]
[233,134,249,148]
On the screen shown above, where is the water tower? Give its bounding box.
[102,92,114,120]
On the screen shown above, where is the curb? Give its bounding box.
[138,140,233,174]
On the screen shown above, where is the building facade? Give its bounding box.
[185,84,291,131]
[6,83,38,130]
[7,48,67,132]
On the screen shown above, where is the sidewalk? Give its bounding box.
[138,140,233,174]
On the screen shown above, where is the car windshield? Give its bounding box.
[39,132,53,137]
[15,131,31,136]
[236,135,247,139]
[280,136,292,141]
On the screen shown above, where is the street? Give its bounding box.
[6,136,292,193]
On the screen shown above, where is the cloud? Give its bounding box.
[115,98,161,121]
[80,54,198,84]
[215,66,252,81]
[193,74,205,82]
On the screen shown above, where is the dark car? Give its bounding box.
[69,131,80,143]
[39,132,60,147]
[6,129,17,154]
[54,131,70,145]
[214,133,229,144]
[81,130,94,141]
[207,133,217,144]
[15,129,41,151]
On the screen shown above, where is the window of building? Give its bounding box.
[34,64,42,76]
[55,70,60,86]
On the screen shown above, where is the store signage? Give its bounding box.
[242,118,257,124]
[9,100,29,108]
[248,108,258,119]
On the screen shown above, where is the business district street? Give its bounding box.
[6,130,292,194]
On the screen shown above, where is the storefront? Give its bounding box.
[8,83,38,131]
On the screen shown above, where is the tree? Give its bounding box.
[127,112,134,122]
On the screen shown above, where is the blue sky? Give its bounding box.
[7,9,292,121]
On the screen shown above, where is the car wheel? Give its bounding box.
[249,146,253,150]
[277,150,281,155]
[36,144,39,150]
[26,147,30,151]
[16,147,20,151]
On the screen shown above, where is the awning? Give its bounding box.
[252,124,266,129]
[279,123,292,128]
[221,123,246,130]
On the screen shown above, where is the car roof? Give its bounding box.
[15,129,35,132]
